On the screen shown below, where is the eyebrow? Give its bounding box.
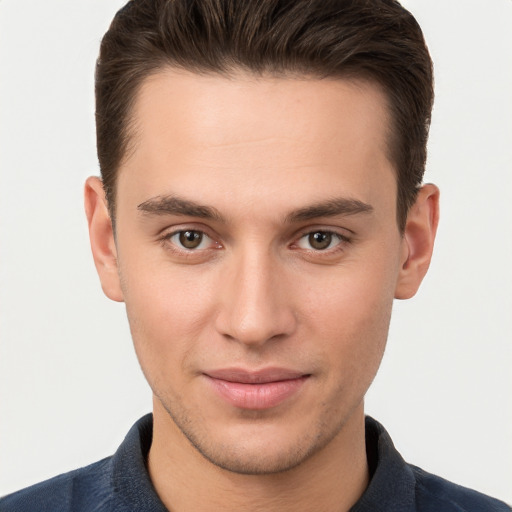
[137,194,374,223]
[137,195,225,222]
[284,197,374,223]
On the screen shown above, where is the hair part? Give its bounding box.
[96,0,434,232]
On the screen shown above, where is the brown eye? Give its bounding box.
[308,231,333,250]
[178,230,203,249]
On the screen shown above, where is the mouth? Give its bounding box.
[203,368,311,410]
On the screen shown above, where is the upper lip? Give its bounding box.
[204,367,309,384]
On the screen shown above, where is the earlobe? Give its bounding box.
[84,176,124,302]
[394,184,440,300]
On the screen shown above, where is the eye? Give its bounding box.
[296,231,346,251]
[168,230,213,250]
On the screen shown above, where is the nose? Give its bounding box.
[214,247,297,347]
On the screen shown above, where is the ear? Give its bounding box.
[394,184,440,300]
[84,176,124,302]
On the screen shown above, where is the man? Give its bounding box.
[1,0,510,510]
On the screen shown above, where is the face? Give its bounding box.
[110,71,407,474]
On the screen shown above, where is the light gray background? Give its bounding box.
[1,0,511,504]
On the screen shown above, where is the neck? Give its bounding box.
[148,399,369,512]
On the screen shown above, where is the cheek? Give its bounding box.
[119,262,218,383]
[309,284,392,358]
[299,257,398,384]
[310,291,392,417]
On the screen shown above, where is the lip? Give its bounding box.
[203,368,310,410]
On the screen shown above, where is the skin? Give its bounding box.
[85,70,439,512]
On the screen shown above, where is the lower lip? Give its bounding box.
[205,375,309,410]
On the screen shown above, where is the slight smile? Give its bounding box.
[203,368,311,410]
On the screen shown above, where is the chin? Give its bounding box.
[186,430,324,475]
[162,400,342,475]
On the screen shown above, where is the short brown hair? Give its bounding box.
[96,0,433,232]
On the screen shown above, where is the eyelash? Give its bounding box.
[158,228,221,259]
[158,227,351,258]
[293,230,351,254]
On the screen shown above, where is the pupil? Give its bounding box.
[179,231,202,249]
[309,231,331,250]
[309,231,332,251]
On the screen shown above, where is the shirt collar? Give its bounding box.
[349,416,416,511]
[111,413,168,512]
[110,414,416,512]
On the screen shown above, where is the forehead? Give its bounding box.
[130,69,392,156]
[119,69,396,219]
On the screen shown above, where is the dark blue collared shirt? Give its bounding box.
[1,415,510,511]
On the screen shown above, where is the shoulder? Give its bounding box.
[0,414,157,512]
[0,456,113,512]
[411,464,512,512]
[360,416,511,512]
